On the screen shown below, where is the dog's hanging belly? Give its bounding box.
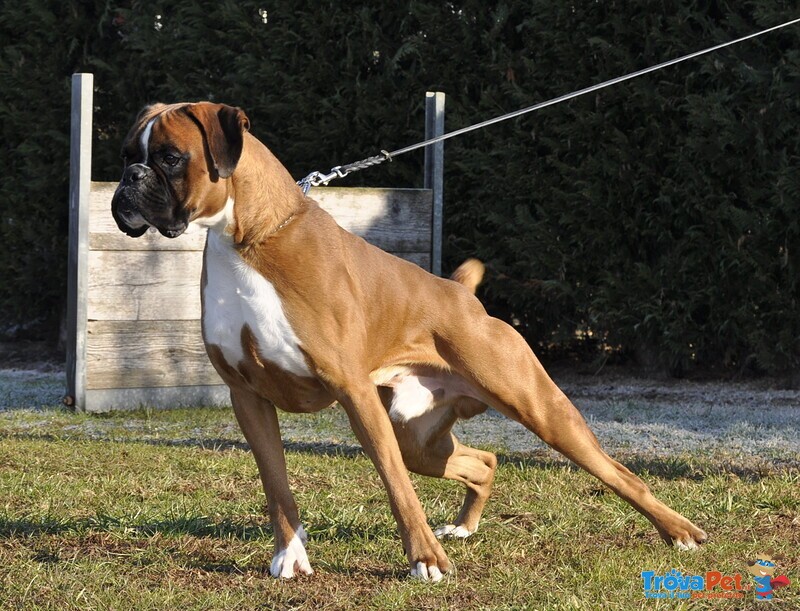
[202,231,313,379]
[371,366,488,422]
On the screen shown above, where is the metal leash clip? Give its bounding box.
[297,151,392,195]
[297,166,349,194]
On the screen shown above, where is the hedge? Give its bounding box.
[1,0,798,374]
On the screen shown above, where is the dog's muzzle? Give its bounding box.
[111,163,187,238]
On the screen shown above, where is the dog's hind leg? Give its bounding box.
[438,312,707,550]
[431,437,497,539]
[405,431,497,539]
[382,389,496,538]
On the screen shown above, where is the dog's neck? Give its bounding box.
[209,132,304,247]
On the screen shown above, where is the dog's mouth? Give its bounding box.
[111,185,188,239]
[112,189,151,237]
[157,223,187,238]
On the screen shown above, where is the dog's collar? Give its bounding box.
[272,213,295,235]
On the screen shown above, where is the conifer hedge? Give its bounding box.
[2,1,798,374]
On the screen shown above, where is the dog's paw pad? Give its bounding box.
[434,524,473,539]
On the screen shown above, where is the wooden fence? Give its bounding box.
[66,74,445,412]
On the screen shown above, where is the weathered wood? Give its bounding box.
[66,74,93,410]
[89,183,432,254]
[87,250,428,322]
[87,250,204,321]
[424,92,446,277]
[85,385,230,413]
[86,320,221,389]
[313,187,432,252]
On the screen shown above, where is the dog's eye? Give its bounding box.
[163,154,180,167]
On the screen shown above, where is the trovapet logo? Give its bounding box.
[641,569,749,600]
[642,553,791,601]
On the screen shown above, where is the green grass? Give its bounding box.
[0,405,798,610]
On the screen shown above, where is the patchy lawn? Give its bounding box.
[0,392,798,610]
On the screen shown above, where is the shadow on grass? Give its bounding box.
[496,453,719,481]
[177,558,408,581]
[0,514,409,579]
[2,431,794,482]
[0,431,362,457]
[0,514,272,540]
[0,511,397,546]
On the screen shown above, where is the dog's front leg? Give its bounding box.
[337,383,451,581]
[230,387,312,578]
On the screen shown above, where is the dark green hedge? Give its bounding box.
[2,1,798,374]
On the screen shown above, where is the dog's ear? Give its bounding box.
[185,103,250,178]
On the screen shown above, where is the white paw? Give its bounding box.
[434,524,474,539]
[270,526,313,578]
[410,561,444,582]
[673,538,699,551]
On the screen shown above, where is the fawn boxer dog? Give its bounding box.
[111,102,707,580]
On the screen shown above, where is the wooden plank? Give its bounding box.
[85,384,230,413]
[89,183,432,253]
[424,92,445,276]
[312,187,432,252]
[87,249,428,322]
[87,250,204,321]
[86,320,222,389]
[66,73,93,411]
[89,227,209,251]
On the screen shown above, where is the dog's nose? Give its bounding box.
[123,163,148,184]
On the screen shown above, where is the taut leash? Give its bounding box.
[298,16,800,194]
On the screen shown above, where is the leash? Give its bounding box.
[297,16,800,194]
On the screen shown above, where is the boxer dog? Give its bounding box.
[111,102,707,581]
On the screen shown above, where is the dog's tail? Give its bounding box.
[450,258,485,294]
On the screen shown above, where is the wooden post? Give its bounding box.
[424,91,445,277]
[66,73,93,411]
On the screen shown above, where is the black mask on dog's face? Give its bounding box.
[111,102,249,239]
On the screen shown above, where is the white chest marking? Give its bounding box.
[202,230,311,377]
[193,196,235,231]
[140,118,155,165]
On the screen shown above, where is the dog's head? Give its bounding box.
[111,102,250,238]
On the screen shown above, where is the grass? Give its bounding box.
[0,404,798,610]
